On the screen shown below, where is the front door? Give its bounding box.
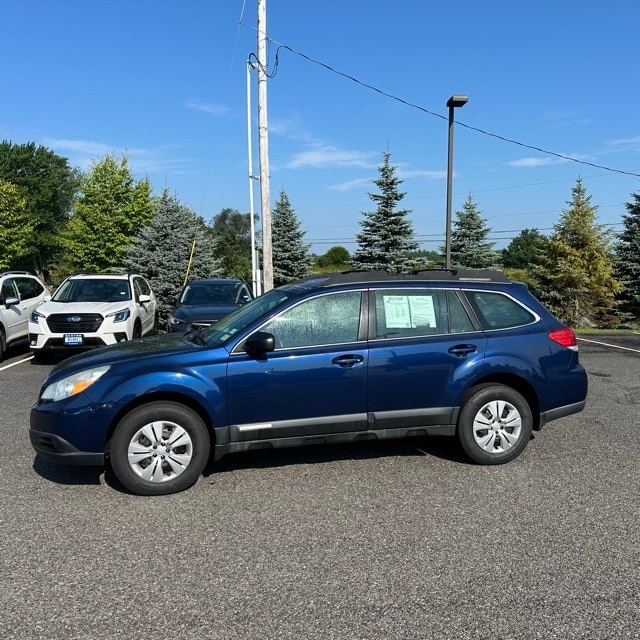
[226,291,368,441]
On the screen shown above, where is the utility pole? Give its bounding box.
[257,0,273,291]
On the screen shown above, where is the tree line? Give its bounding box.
[1,140,639,329]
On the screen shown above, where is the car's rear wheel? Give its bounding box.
[109,401,210,496]
[457,383,532,465]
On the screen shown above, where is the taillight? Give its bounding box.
[548,326,578,350]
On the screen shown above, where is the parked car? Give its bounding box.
[30,269,587,496]
[0,271,50,361]
[166,278,253,333]
[29,273,158,358]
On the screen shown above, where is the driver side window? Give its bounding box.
[261,291,362,349]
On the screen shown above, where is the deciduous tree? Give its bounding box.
[0,181,34,270]
[353,151,418,272]
[0,141,79,278]
[501,228,547,270]
[62,154,153,272]
[210,208,253,282]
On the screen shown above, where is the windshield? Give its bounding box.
[180,282,240,306]
[52,278,132,303]
[199,287,302,347]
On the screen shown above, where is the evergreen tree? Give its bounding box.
[534,177,620,327]
[0,141,79,279]
[271,190,312,286]
[0,180,33,271]
[211,208,253,282]
[125,190,222,320]
[352,151,418,272]
[501,228,547,270]
[62,154,153,272]
[614,192,640,323]
[446,194,496,268]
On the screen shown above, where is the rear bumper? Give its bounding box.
[538,399,587,430]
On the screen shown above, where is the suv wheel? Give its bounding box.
[457,383,532,465]
[109,401,210,496]
[0,326,5,361]
[132,321,142,339]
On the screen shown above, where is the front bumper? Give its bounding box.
[29,429,105,466]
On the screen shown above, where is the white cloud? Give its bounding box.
[328,177,372,192]
[398,169,447,180]
[507,157,555,168]
[287,145,376,170]
[185,99,231,117]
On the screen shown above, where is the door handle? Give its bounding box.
[332,355,364,368]
[448,344,477,356]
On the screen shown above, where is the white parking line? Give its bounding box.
[578,337,640,354]
[0,355,34,371]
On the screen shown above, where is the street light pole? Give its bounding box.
[445,94,468,269]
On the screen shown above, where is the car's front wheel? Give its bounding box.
[457,383,533,465]
[109,401,210,495]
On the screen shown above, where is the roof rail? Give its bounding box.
[0,270,31,276]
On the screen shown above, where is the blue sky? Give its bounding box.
[2,1,638,254]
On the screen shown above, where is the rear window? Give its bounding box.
[465,291,536,330]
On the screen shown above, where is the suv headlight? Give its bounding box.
[41,366,111,402]
[31,310,45,324]
[107,308,131,323]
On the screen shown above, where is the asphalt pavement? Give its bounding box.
[0,337,638,640]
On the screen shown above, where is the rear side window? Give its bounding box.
[465,291,536,330]
[15,277,44,301]
[373,289,475,338]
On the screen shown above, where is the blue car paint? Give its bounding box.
[30,273,588,471]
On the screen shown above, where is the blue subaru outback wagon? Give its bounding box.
[30,270,587,495]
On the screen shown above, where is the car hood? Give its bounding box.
[49,333,203,377]
[173,303,239,322]
[37,300,132,316]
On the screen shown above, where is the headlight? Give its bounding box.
[41,366,111,402]
[31,310,45,324]
[107,308,130,323]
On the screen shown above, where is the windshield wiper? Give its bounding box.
[184,326,207,345]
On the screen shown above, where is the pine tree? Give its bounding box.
[615,192,640,323]
[125,190,222,320]
[352,151,418,272]
[534,177,620,327]
[271,190,312,286]
[447,194,496,268]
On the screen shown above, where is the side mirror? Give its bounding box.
[165,296,177,305]
[139,294,151,304]
[4,296,19,308]
[243,331,275,354]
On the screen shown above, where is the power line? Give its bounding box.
[241,28,640,180]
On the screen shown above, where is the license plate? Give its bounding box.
[64,334,84,346]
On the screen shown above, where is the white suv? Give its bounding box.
[29,273,158,357]
[0,271,51,361]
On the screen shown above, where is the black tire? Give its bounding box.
[132,321,142,339]
[153,313,159,335]
[0,327,5,362]
[457,383,533,465]
[109,401,210,496]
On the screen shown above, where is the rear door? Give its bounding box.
[366,287,487,431]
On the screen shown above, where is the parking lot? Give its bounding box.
[1,336,639,640]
